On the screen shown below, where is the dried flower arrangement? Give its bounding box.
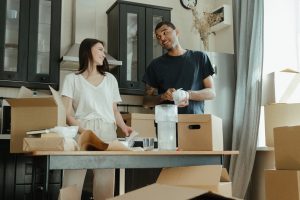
[190,6,224,50]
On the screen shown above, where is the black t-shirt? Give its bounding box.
[143,50,214,114]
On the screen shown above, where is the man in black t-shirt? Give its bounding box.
[142,21,215,114]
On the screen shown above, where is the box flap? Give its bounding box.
[156,165,222,186]
[6,98,57,107]
[221,168,231,182]
[109,183,235,200]
[17,86,34,98]
[49,86,66,126]
[280,68,299,73]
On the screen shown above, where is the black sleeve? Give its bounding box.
[202,52,215,78]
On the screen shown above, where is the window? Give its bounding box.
[263,0,300,74]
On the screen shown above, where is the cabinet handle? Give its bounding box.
[40,76,46,81]
[36,186,44,191]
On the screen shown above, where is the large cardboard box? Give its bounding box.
[6,87,66,153]
[156,165,232,197]
[274,126,300,169]
[265,169,300,200]
[264,103,300,147]
[110,165,235,200]
[262,70,300,105]
[109,183,236,200]
[117,113,155,138]
[177,114,223,151]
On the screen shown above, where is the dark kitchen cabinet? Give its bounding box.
[0,139,62,200]
[0,0,61,90]
[107,0,171,95]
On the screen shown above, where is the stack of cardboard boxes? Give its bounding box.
[262,69,300,147]
[265,126,300,200]
[261,69,300,199]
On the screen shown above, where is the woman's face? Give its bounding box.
[91,42,105,65]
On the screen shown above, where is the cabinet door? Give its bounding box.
[0,0,29,81]
[119,4,145,94]
[145,8,171,67]
[27,0,61,87]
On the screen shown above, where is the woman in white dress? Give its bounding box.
[61,38,132,200]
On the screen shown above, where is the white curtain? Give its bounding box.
[229,0,264,198]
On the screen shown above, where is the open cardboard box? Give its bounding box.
[156,165,232,197]
[110,165,235,200]
[109,183,236,200]
[6,86,66,153]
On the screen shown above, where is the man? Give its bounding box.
[143,21,215,114]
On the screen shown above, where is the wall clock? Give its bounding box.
[180,0,197,9]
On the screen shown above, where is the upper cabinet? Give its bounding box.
[0,0,61,89]
[107,0,171,95]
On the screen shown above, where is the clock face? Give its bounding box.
[180,0,197,9]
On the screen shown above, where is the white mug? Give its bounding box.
[172,89,188,105]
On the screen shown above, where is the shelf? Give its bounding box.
[210,5,232,32]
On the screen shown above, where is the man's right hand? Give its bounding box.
[160,88,176,101]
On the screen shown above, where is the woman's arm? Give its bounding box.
[62,96,86,133]
[113,103,132,136]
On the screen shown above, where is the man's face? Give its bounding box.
[155,25,178,50]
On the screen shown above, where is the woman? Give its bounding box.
[61,38,132,199]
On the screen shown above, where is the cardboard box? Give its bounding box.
[265,169,300,200]
[264,103,300,147]
[117,113,155,138]
[109,183,236,200]
[6,87,66,153]
[262,69,300,105]
[274,126,300,169]
[23,137,64,151]
[177,114,223,151]
[156,165,232,197]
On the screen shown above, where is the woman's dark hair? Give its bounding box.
[155,21,176,31]
[77,38,109,75]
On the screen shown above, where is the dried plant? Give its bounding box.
[191,6,224,50]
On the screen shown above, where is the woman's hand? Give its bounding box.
[122,125,133,137]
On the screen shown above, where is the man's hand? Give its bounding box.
[161,88,176,101]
